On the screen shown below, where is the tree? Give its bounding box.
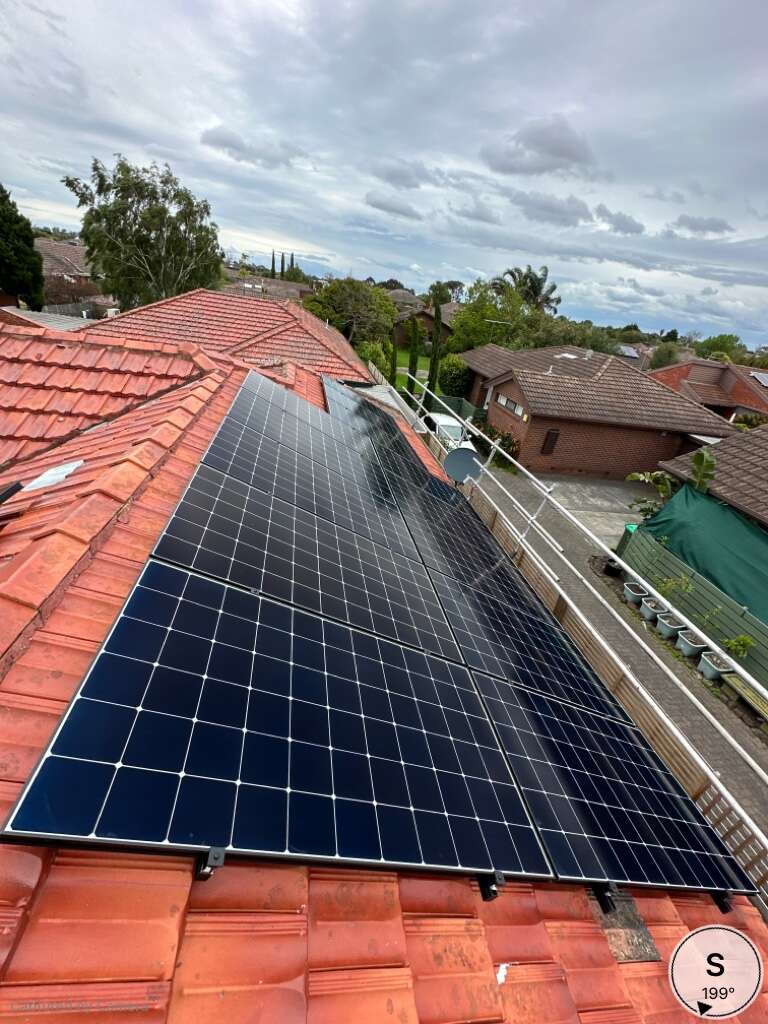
[425,288,444,411]
[405,317,422,397]
[303,278,397,346]
[448,280,526,352]
[425,280,451,306]
[649,342,680,370]
[377,278,406,291]
[33,225,78,241]
[694,333,746,361]
[280,252,285,279]
[438,354,473,397]
[444,279,465,302]
[492,265,561,314]
[0,184,44,308]
[63,157,221,310]
[388,328,398,387]
[289,252,294,271]
[270,251,276,278]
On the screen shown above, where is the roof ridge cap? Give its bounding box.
[82,288,208,332]
[636,360,736,429]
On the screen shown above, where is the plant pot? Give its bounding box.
[657,613,685,640]
[676,630,708,658]
[698,651,731,681]
[623,581,648,605]
[604,558,623,577]
[640,597,667,622]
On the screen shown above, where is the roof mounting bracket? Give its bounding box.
[0,481,22,507]
[592,882,620,915]
[712,889,733,915]
[196,847,226,881]
[478,870,506,902]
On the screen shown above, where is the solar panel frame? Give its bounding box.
[472,674,754,892]
[5,560,553,879]
[155,463,462,662]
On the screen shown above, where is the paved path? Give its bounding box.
[483,468,768,838]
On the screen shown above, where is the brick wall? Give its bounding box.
[485,378,531,445]
[517,416,688,477]
[647,363,691,391]
[724,369,768,413]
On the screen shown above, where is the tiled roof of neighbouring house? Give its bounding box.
[82,288,371,382]
[34,237,91,277]
[649,356,768,414]
[0,355,764,1022]
[0,307,97,331]
[661,424,768,528]
[0,324,216,470]
[462,344,736,436]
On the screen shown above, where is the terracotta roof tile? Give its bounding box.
[0,325,212,472]
[82,289,371,383]
[661,423,768,528]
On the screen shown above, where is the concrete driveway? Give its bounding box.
[490,470,653,549]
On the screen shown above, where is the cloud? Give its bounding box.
[595,203,645,235]
[364,190,423,220]
[672,214,734,235]
[701,285,718,296]
[480,114,595,177]
[370,158,436,190]
[451,196,501,224]
[643,186,685,204]
[503,188,593,227]
[200,125,304,169]
[617,276,665,297]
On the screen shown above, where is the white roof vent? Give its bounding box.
[554,352,578,360]
[24,460,84,491]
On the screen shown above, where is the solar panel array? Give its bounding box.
[5,370,753,894]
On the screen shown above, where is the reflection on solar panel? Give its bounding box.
[474,677,750,891]
[750,371,768,388]
[430,570,629,723]
[6,370,753,894]
[8,561,551,877]
[155,464,461,661]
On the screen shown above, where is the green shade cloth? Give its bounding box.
[643,484,768,624]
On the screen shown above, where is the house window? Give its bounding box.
[541,429,560,454]
[496,394,509,407]
[513,402,524,416]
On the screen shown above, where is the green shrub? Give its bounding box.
[438,354,473,397]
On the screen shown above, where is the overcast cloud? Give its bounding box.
[1,0,766,345]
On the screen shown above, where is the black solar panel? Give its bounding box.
[429,568,630,723]
[155,464,461,661]
[229,387,369,455]
[473,676,752,891]
[7,561,551,877]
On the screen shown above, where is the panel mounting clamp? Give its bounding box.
[478,870,506,902]
[712,889,733,915]
[196,847,226,880]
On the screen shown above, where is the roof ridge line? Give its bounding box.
[627,357,736,428]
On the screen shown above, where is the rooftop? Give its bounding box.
[661,424,768,528]
[83,288,371,382]
[462,345,736,436]
[0,324,216,471]
[34,237,90,278]
[0,307,97,331]
[649,357,768,415]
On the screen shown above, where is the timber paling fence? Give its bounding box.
[409,377,768,901]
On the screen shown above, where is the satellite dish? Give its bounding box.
[443,446,483,483]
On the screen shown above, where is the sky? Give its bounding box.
[2,0,767,346]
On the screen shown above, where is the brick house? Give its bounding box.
[393,302,460,349]
[461,345,735,477]
[0,303,765,1021]
[648,357,768,419]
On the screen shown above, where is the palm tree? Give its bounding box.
[492,264,561,314]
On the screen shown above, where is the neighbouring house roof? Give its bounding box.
[82,288,371,382]
[0,324,216,471]
[221,278,313,301]
[0,307,97,331]
[395,301,458,328]
[649,356,768,414]
[34,238,91,278]
[661,424,768,529]
[0,351,763,1020]
[462,344,736,436]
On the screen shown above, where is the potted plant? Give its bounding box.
[640,597,667,622]
[722,634,755,660]
[698,651,731,682]
[623,580,648,605]
[603,557,623,577]
[676,630,708,658]
[657,612,685,640]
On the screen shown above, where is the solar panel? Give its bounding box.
[429,569,630,723]
[750,371,768,388]
[7,560,552,878]
[229,386,369,455]
[473,676,753,891]
[155,464,461,662]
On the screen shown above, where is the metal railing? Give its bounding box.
[404,372,768,897]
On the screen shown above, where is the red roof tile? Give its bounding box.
[84,289,371,383]
[0,325,215,471]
